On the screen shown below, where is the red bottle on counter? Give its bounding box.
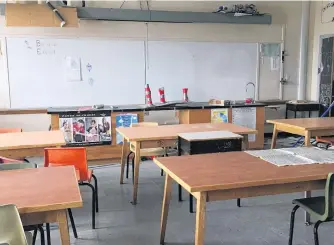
[183,88,189,102]
[158,87,166,103]
[145,84,152,105]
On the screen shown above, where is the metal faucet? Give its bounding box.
[245,82,255,101]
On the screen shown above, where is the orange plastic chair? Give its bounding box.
[0,128,22,133]
[316,136,334,149]
[44,147,98,229]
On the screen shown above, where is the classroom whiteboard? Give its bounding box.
[147,41,257,102]
[6,37,146,108]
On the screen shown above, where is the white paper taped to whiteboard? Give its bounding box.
[65,56,82,82]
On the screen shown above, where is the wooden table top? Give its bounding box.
[0,131,65,150]
[117,123,257,141]
[0,166,82,213]
[154,152,334,192]
[267,118,334,130]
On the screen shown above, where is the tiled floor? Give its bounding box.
[34,137,334,245]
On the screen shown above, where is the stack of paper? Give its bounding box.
[245,147,334,167]
[278,147,334,164]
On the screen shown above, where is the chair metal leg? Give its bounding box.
[37,225,45,245]
[92,174,99,213]
[189,194,194,213]
[237,198,241,207]
[67,209,78,238]
[79,183,96,229]
[178,184,182,202]
[32,227,38,245]
[126,152,132,179]
[288,205,300,245]
[314,220,322,245]
[46,223,51,245]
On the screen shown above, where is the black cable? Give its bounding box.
[46,0,66,27]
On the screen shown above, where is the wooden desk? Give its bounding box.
[0,131,65,159]
[0,166,82,245]
[267,118,334,148]
[117,123,257,204]
[154,152,334,245]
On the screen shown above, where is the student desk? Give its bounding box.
[154,152,334,245]
[267,118,334,148]
[0,131,65,159]
[0,166,82,245]
[116,123,257,204]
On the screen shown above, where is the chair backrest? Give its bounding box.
[0,162,37,171]
[0,204,29,245]
[325,172,334,219]
[131,122,158,127]
[0,128,22,134]
[44,147,89,181]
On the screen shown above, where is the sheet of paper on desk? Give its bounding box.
[260,154,316,167]
[232,107,256,142]
[278,147,334,163]
[245,149,315,166]
[245,149,291,158]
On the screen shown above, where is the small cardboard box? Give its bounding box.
[5,3,79,27]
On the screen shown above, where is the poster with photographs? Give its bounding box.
[59,110,112,146]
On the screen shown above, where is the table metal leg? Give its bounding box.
[294,110,297,118]
[194,192,207,245]
[160,174,173,245]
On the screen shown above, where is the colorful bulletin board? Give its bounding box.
[116,114,139,144]
[59,110,112,146]
[211,108,229,123]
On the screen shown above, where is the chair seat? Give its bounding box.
[78,169,93,183]
[130,147,166,157]
[316,136,334,145]
[49,163,92,182]
[293,196,326,220]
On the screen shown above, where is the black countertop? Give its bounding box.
[47,102,265,114]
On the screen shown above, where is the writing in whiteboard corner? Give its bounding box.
[24,40,32,49]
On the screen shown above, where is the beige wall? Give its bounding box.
[307,1,334,101]
[0,1,303,131]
